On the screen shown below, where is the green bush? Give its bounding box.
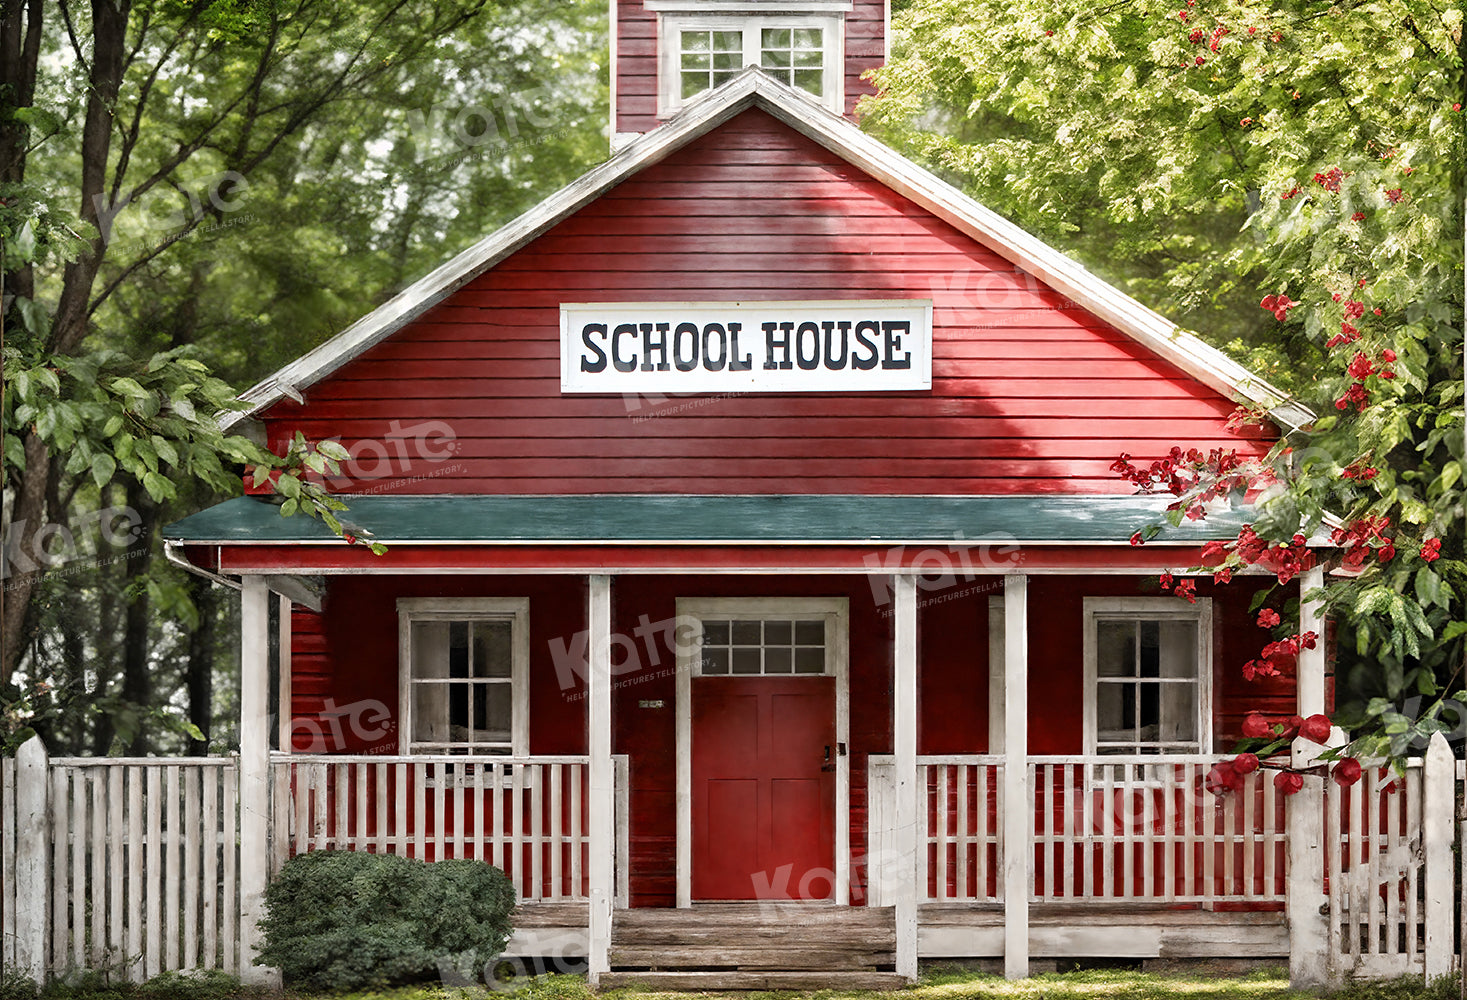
[257,850,515,991]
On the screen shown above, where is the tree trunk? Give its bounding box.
[186,577,218,755]
[118,477,154,755]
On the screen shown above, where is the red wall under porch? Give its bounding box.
[283,571,1313,907]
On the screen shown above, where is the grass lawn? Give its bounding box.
[6,969,1464,1000]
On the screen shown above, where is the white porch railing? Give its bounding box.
[874,754,1286,906]
[1030,756,1286,904]
[268,753,629,905]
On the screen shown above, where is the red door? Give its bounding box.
[692,676,836,901]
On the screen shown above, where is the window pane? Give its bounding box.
[703,620,729,645]
[794,620,825,645]
[1095,682,1131,743]
[411,621,450,680]
[449,621,469,678]
[732,647,761,674]
[713,52,742,72]
[794,647,824,674]
[762,48,791,69]
[682,70,708,99]
[793,27,822,49]
[713,30,742,51]
[732,620,762,644]
[702,648,729,675]
[1158,620,1198,678]
[472,620,513,678]
[682,52,710,71]
[1139,620,1160,677]
[793,69,823,95]
[765,647,792,674]
[682,29,710,52]
[793,47,823,68]
[475,684,512,745]
[764,620,792,644]
[413,683,450,744]
[1159,682,1198,743]
[762,27,791,48]
[1096,620,1134,677]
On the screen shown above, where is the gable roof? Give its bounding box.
[224,68,1311,432]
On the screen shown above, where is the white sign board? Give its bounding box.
[559,300,933,393]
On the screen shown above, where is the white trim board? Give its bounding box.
[223,68,1310,433]
[674,596,850,907]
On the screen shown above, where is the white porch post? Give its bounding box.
[587,574,614,985]
[1002,574,1029,980]
[892,574,919,980]
[238,576,278,985]
[1287,564,1329,987]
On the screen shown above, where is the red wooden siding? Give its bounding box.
[614,0,884,134]
[262,110,1273,495]
[288,576,588,755]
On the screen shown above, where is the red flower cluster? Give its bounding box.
[1195,55,1206,65]
[1347,350,1375,380]
[1279,186,1300,200]
[1260,293,1296,319]
[1326,322,1359,349]
[1112,446,1242,497]
[1385,188,1404,204]
[1312,167,1343,192]
[1331,516,1392,570]
[1178,9,1189,19]
[1332,758,1363,786]
[1208,25,1229,50]
[1256,608,1281,629]
[1340,459,1378,480]
[1242,631,1317,680]
[1188,28,1205,42]
[1156,572,1199,603]
[1335,382,1369,412]
[1343,300,1365,320]
[1351,211,1366,221]
[1421,538,1441,562]
[1239,117,1253,127]
[1231,527,1316,584]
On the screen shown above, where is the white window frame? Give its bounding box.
[397,597,530,756]
[656,13,845,117]
[674,596,850,906]
[1081,597,1213,756]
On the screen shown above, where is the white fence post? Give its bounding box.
[1287,735,1330,987]
[12,735,50,984]
[1421,733,1453,980]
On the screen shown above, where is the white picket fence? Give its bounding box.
[1324,749,1456,980]
[1,739,628,983]
[2,745,240,980]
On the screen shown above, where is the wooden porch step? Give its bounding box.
[596,971,909,991]
[609,946,895,970]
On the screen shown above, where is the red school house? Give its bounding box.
[145,0,1454,990]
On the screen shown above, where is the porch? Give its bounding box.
[4,730,1460,988]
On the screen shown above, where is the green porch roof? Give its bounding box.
[163,494,1254,546]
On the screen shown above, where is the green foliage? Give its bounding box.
[257,850,516,991]
[863,0,1465,762]
[0,970,262,1000]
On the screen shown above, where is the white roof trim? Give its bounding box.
[225,68,1310,431]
